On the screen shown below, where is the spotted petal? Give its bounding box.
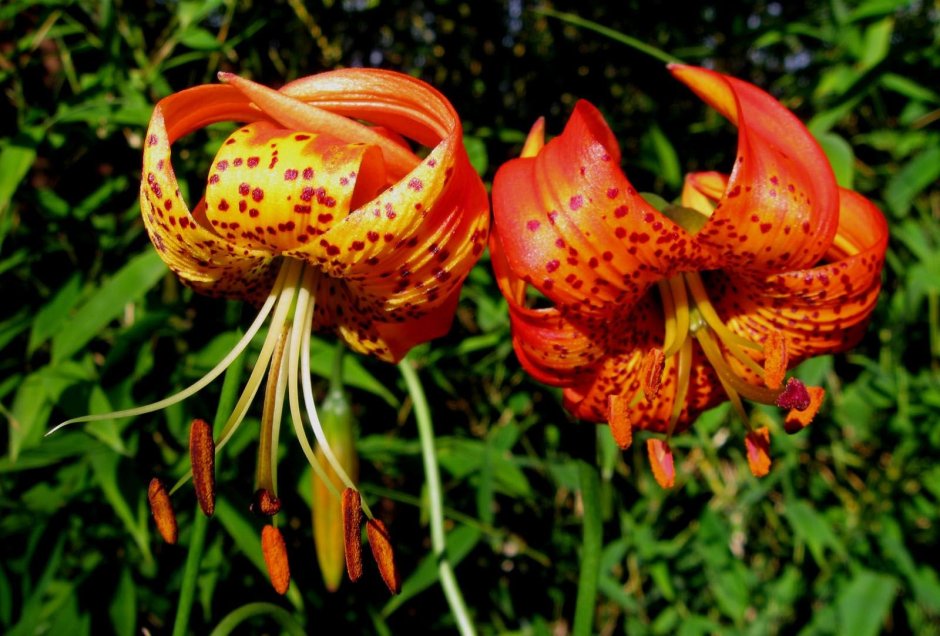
[492,100,704,316]
[713,187,888,363]
[671,64,840,276]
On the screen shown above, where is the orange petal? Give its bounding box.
[646,438,676,488]
[203,122,386,254]
[606,393,633,450]
[785,386,825,433]
[520,117,546,158]
[141,102,274,305]
[491,100,702,315]
[670,64,839,275]
[261,525,291,595]
[744,427,772,477]
[681,171,728,211]
[147,478,178,545]
[762,330,787,390]
[189,418,215,517]
[366,519,401,595]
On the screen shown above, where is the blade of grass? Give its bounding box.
[533,8,682,65]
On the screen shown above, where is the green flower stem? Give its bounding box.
[172,324,246,636]
[208,602,306,636]
[572,461,602,636]
[399,356,476,636]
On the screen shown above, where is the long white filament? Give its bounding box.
[214,259,304,451]
[285,272,340,498]
[47,262,293,436]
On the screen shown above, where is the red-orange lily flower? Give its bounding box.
[490,64,887,487]
[58,69,488,592]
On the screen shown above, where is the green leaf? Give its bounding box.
[884,146,940,217]
[109,568,137,636]
[381,525,481,617]
[0,126,42,249]
[28,273,83,355]
[309,337,399,407]
[784,500,845,565]
[52,249,167,364]
[179,27,222,51]
[463,135,488,177]
[836,571,898,636]
[816,132,855,189]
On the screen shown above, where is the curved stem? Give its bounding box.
[208,602,306,636]
[399,356,476,636]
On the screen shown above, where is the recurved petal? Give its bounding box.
[670,65,839,275]
[712,188,887,363]
[300,140,488,314]
[141,103,274,304]
[312,276,462,362]
[204,121,387,253]
[680,171,727,212]
[491,100,702,315]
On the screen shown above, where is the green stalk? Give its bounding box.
[572,461,602,636]
[399,356,476,636]
[533,8,683,65]
[172,325,246,636]
[208,602,306,636]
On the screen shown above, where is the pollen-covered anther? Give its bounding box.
[189,418,216,516]
[646,438,676,489]
[784,386,825,433]
[261,525,291,595]
[250,488,282,516]
[342,488,363,583]
[147,477,178,545]
[762,330,787,390]
[606,393,633,450]
[366,518,401,595]
[641,348,666,400]
[744,427,772,477]
[775,377,811,411]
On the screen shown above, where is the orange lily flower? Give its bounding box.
[490,64,887,487]
[58,69,489,592]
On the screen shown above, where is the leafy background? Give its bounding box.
[2,0,939,634]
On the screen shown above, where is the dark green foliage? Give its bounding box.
[1,0,938,633]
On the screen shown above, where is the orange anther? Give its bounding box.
[366,518,401,595]
[261,525,291,595]
[646,438,675,489]
[606,393,633,450]
[250,488,282,516]
[744,427,772,477]
[189,418,216,516]
[641,348,666,400]
[784,386,825,433]
[147,477,178,545]
[763,330,787,389]
[342,489,363,583]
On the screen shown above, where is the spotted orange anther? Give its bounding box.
[366,518,401,595]
[250,488,282,516]
[261,525,291,595]
[147,477,178,545]
[342,488,363,583]
[641,348,666,400]
[646,438,676,489]
[189,418,216,516]
[606,393,633,450]
[744,427,772,477]
[763,330,787,389]
[784,386,825,433]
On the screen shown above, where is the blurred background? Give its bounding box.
[1,0,938,634]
